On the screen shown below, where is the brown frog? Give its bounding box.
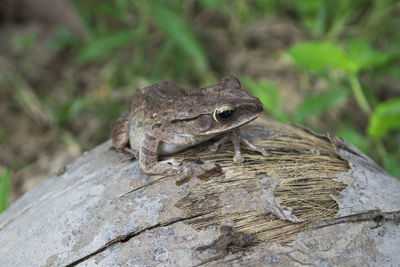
[112,75,267,179]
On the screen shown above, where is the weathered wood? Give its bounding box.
[0,117,399,266]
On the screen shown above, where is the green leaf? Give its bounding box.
[348,40,392,72]
[368,97,400,138]
[76,30,136,63]
[295,87,349,122]
[0,169,10,214]
[244,77,289,122]
[287,41,357,73]
[151,3,208,72]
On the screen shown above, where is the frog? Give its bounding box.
[111,75,268,179]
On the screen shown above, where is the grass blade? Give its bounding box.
[151,3,208,72]
[0,169,10,214]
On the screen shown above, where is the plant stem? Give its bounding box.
[0,169,10,213]
[349,74,372,115]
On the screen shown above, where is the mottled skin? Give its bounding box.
[112,75,267,178]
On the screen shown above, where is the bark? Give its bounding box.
[0,117,399,266]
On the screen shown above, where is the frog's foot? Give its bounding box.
[177,161,221,183]
[240,136,269,156]
[142,160,194,182]
[158,158,193,182]
[142,163,182,176]
[209,129,269,164]
[159,158,183,166]
[195,162,221,180]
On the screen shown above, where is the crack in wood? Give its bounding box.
[64,213,206,267]
[311,210,400,229]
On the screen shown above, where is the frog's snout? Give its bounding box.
[256,103,264,113]
[254,98,264,113]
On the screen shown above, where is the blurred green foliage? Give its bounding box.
[71,0,211,83]
[11,32,37,54]
[368,97,400,138]
[284,39,400,176]
[281,0,400,177]
[6,0,400,180]
[287,42,358,73]
[76,30,136,63]
[0,169,10,214]
[294,87,349,123]
[71,0,400,177]
[245,77,289,123]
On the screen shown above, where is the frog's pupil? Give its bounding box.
[218,110,234,120]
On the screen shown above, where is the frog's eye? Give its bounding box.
[213,105,235,123]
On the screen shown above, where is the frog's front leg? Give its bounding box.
[139,133,192,179]
[209,128,268,163]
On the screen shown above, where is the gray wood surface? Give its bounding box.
[1,118,399,266]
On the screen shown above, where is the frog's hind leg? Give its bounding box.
[139,133,183,176]
[111,111,138,159]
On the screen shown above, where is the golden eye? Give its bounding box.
[213,105,235,123]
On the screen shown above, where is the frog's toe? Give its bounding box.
[201,162,218,171]
[260,148,269,156]
[176,166,194,182]
[208,143,219,152]
[233,153,244,164]
[160,158,182,166]
[183,166,194,176]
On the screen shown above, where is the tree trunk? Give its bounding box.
[1,117,399,266]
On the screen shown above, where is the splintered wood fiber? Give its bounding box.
[173,120,349,244]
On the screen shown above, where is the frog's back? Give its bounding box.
[132,80,224,122]
[132,80,187,115]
